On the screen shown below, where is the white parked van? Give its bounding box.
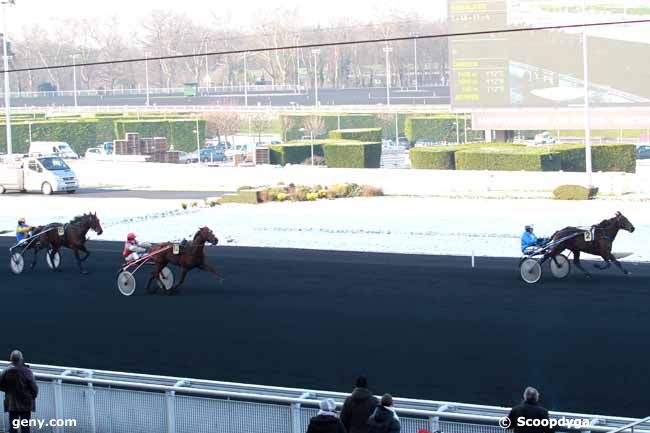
[29,141,79,159]
[0,156,79,195]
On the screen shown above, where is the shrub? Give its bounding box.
[328,128,383,143]
[409,147,458,169]
[553,144,636,173]
[269,143,324,165]
[277,193,287,201]
[455,146,562,171]
[404,116,455,143]
[302,155,326,166]
[553,184,599,200]
[306,192,319,201]
[322,142,382,168]
[359,185,384,197]
[280,114,379,141]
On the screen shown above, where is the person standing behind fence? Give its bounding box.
[340,376,379,433]
[367,394,400,433]
[506,387,552,433]
[0,350,39,433]
[306,398,347,433]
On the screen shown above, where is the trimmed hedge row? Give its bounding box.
[269,142,324,165]
[553,185,599,200]
[323,142,382,168]
[270,140,381,168]
[455,147,561,171]
[409,143,636,173]
[0,118,207,154]
[328,128,383,143]
[280,114,380,141]
[552,144,636,173]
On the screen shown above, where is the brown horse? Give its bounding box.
[544,212,635,277]
[147,226,221,295]
[31,213,104,274]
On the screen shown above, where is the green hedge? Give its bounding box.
[328,128,382,143]
[114,120,206,152]
[553,144,636,173]
[269,142,324,165]
[280,114,380,141]
[409,147,459,169]
[322,142,381,168]
[553,184,599,200]
[404,116,460,143]
[455,146,562,171]
[0,120,115,154]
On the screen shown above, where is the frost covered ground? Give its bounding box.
[1,194,648,261]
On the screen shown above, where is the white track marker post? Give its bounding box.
[471,251,475,268]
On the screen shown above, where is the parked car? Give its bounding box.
[200,147,226,162]
[29,141,79,159]
[415,139,440,147]
[85,147,110,159]
[180,151,198,164]
[533,131,556,145]
[397,136,411,148]
[637,145,650,160]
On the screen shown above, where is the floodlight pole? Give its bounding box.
[582,0,593,186]
[2,0,14,154]
[72,54,78,107]
[383,47,392,106]
[312,49,320,106]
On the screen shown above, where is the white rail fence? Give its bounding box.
[0,362,647,433]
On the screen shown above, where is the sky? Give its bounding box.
[6,0,447,36]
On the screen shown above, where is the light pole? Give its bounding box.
[27,120,31,144]
[299,127,315,166]
[383,47,393,106]
[311,49,320,106]
[72,54,78,107]
[295,36,300,93]
[144,52,150,106]
[204,38,211,89]
[243,52,248,107]
[582,0,593,186]
[2,0,14,154]
[194,118,201,165]
[413,35,418,91]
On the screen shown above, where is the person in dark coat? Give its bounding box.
[340,376,379,433]
[0,350,39,433]
[306,398,347,433]
[506,387,552,433]
[367,394,400,433]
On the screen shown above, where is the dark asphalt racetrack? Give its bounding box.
[1,238,649,417]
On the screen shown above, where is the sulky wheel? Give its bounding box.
[10,253,24,275]
[520,257,542,284]
[117,271,136,296]
[549,254,571,279]
[45,250,61,271]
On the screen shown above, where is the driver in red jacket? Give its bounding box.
[122,233,149,262]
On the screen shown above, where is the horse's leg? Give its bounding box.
[30,246,39,271]
[169,267,189,294]
[594,257,611,270]
[72,245,88,274]
[607,252,630,275]
[572,250,591,277]
[77,244,90,262]
[146,261,164,294]
[199,263,223,284]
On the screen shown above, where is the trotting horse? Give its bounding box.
[31,213,104,274]
[147,226,221,295]
[543,212,635,277]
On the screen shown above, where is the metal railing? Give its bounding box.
[4,104,451,115]
[0,361,646,433]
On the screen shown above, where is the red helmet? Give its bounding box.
[127,233,136,240]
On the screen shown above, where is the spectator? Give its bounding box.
[341,376,379,433]
[506,387,552,433]
[306,398,347,433]
[368,394,400,433]
[0,350,39,433]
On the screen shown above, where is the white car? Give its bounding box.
[533,132,556,145]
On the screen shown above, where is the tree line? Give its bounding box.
[6,9,448,93]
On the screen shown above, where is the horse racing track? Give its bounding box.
[2,238,650,417]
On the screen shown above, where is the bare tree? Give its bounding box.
[249,112,274,144]
[204,111,242,145]
[303,116,326,139]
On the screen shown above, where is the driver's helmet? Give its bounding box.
[17,217,26,224]
[127,233,137,241]
[525,225,534,232]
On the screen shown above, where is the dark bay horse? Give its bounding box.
[31,213,103,274]
[544,212,635,276]
[147,227,221,295]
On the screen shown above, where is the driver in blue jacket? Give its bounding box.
[16,217,33,243]
[521,225,548,253]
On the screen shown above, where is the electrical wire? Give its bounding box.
[2,18,650,74]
